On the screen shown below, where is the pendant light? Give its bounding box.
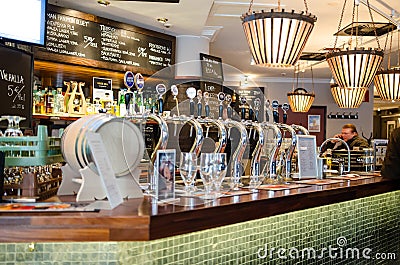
[326,0,384,90]
[241,0,316,67]
[374,29,400,101]
[330,84,366,108]
[287,65,315,112]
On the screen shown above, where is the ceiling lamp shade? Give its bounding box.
[326,0,384,90]
[374,68,400,101]
[287,88,315,112]
[241,1,316,67]
[373,30,400,101]
[326,48,384,89]
[330,84,366,108]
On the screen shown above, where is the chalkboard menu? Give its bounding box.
[200,53,224,82]
[0,44,32,128]
[38,5,174,74]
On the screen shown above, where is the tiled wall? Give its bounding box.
[0,190,398,265]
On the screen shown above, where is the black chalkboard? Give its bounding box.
[41,6,174,73]
[0,44,32,128]
[200,53,224,82]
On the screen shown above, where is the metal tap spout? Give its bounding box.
[319,138,351,174]
[223,119,248,190]
[277,123,297,180]
[261,123,282,178]
[291,124,309,135]
[129,113,169,163]
[197,117,227,153]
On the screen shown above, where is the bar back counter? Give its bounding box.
[0,176,398,264]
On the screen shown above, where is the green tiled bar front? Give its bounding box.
[0,191,398,265]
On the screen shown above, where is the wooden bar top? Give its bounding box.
[0,176,398,242]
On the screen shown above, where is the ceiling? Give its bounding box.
[49,0,400,109]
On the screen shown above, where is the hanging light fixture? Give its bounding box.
[374,29,400,101]
[326,0,384,90]
[241,0,316,67]
[330,84,367,108]
[287,65,315,112]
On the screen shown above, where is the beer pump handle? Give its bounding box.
[226,94,232,119]
[186,87,197,118]
[272,100,280,123]
[218,92,225,119]
[197,90,202,118]
[282,103,290,124]
[204,92,210,118]
[155,84,167,115]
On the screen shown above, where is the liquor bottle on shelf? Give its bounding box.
[86,98,94,115]
[101,93,112,113]
[45,87,54,114]
[93,97,101,114]
[119,89,127,117]
[53,87,65,114]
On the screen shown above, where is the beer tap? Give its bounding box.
[225,94,233,119]
[186,87,197,137]
[240,96,247,122]
[272,100,280,123]
[124,71,135,116]
[281,103,290,124]
[134,73,145,114]
[218,92,225,120]
[156,84,166,115]
[171,85,179,116]
[186,87,196,118]
[204,92,210,118]
[260,123,282,179]
[129,113,169,163]
[277,123,297,181]
[291,124,309,135]
[170,85,180,136]
[249,122,265,190]
[265,99,273,122]
[197,90,203,118]
[219,92,248,190]
[253,98,261,122]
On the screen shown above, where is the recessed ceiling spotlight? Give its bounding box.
[157,18,168,24]
[97,0,110,7]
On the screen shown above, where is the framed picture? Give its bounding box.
[387,120,396,139]
[308,115,321,132]
[155,149,176,201]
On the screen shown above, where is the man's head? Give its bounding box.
[341,124,358,142]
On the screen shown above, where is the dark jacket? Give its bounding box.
[325,135,369,150]
[381,127,400,179]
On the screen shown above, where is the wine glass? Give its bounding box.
[3,116,25,137]
[212,153,227,198]
[179,152,198,195]
[200,153,215,199]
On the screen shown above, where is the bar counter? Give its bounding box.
[0,175,398,242]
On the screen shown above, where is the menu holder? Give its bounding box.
[296,135,318,179]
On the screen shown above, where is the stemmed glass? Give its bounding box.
[179,152,198,195]
[200,153,215,199]
[3,116,26,137]
[212,153,227,198]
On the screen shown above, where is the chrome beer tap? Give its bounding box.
[277,123,297,181]
[155,83,167,116]
[260,123,283,179]
[218,92,248,190]
[197,90,203,118]
[272,100,280,123]
[226,94,233,120]
[281,103,290,124]
[291,124,309,135]
[134,73,145,114]
[253,98,261,123]
[265,99,273,123]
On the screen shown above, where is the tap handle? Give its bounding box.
[240,96,247,121]
[226,94,233,119]
[203,92,210,118]
[124,92,132,113]
[156,84,166,115]
[272,100,279,123]
[190,100,195,117]
[218,92,225,119]
[249,107,254,121]
[197,90,202,117]
[186,87,197,117]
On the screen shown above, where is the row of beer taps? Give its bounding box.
[124,81,309,188]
